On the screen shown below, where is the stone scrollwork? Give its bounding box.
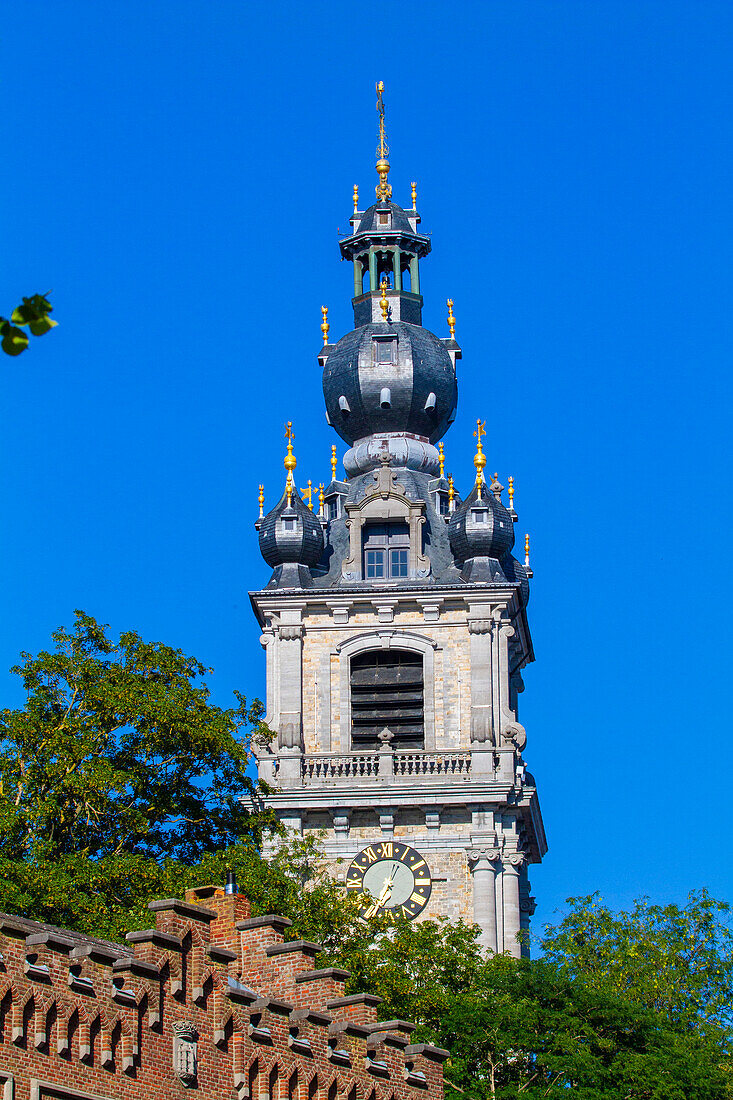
[466,847,501,867]
[173,1020,198,1087]
[467,618,492,635]
[502,720,527,752]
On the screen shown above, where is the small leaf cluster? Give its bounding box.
[0,293,56,355]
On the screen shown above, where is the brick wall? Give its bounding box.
[0,889,447,1100]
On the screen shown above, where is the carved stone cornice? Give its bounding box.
[279,624,305,641]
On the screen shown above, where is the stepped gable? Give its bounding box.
[0,882,447,1100]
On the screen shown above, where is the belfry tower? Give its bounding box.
[252,84,546,955]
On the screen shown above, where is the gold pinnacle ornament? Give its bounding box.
[331,444,337,481]
[448,473,455,511]
[380,276,389,321]
[375,80,392,200]
[525,533,531,568]
[318,482,325,517]
[411,181,417,209]
[284,421,296,504]
[258,484,264,519]
[447,298,456,340]
[438,441,445,478]
[473,418,487,489]
[321,305,330,345]
[508,475,515,510]
[353,184,359,213]
[301,480,313,509]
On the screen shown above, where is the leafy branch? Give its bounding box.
[0,294,56,356]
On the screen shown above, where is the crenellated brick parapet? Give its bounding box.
[0,887,447,1100]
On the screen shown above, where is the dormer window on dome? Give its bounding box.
[373,335,396,364]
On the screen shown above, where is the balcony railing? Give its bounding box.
[257,746,516,787]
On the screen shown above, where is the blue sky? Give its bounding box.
[2,1,732,935]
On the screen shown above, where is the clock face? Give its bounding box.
[346,841,432,919]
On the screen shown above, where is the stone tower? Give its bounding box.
[252,85,546,955]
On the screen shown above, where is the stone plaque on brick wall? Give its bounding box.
[173,1020,198,1087]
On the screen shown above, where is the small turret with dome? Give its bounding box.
[448,420,516,581]
[258,423,324,588]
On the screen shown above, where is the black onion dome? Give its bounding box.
[353,201,416,237]
[259,488,324,568]
[323,321,457,446]
[448,482,515,565]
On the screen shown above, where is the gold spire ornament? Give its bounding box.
[448,474,455,512]
[353,184,359,213]
[375,80,392,200]
[258,484,264,519]
[284,422,297,504]
[380,276,389,321]
[473,418,487,489]
[508,475,515,510]
[331,444,338,481]
[411,181,417,209]
[321,305,330,345]
[301,479,313,509]
[447,298,456,340]
[318,482,325,518]
[438,441,445,478]
[524,533,533,575]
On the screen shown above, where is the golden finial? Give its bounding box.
[301,479,313,509]
[524,533,532,572]
[508,476,515,511]
[321,305,330,346]
[284,421,296,504]
[375,80,392,201]
[411,181,417,209]
[473,418,487,490]
[318,482,325,518]
[447,298,456,340]
[258,484,264,519]
[438,441,445,478]
[380,276,389,321]
[448,474,455,511]
[353,184,359,213]
[331,444,337,481]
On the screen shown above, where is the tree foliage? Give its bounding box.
[0,293,56,355]
[0,610,270,864]
[541,891,733,1037]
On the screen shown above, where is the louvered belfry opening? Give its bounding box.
[350,649,424,749]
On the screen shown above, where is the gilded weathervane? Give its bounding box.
[375,80,392,200]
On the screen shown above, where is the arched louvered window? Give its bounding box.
[350,649,424,749]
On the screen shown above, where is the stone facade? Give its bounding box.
[0,888,447,1100]
[251,93,547,956]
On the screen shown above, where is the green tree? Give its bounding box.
[0,610,277,938]
[541,892,733,1037]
